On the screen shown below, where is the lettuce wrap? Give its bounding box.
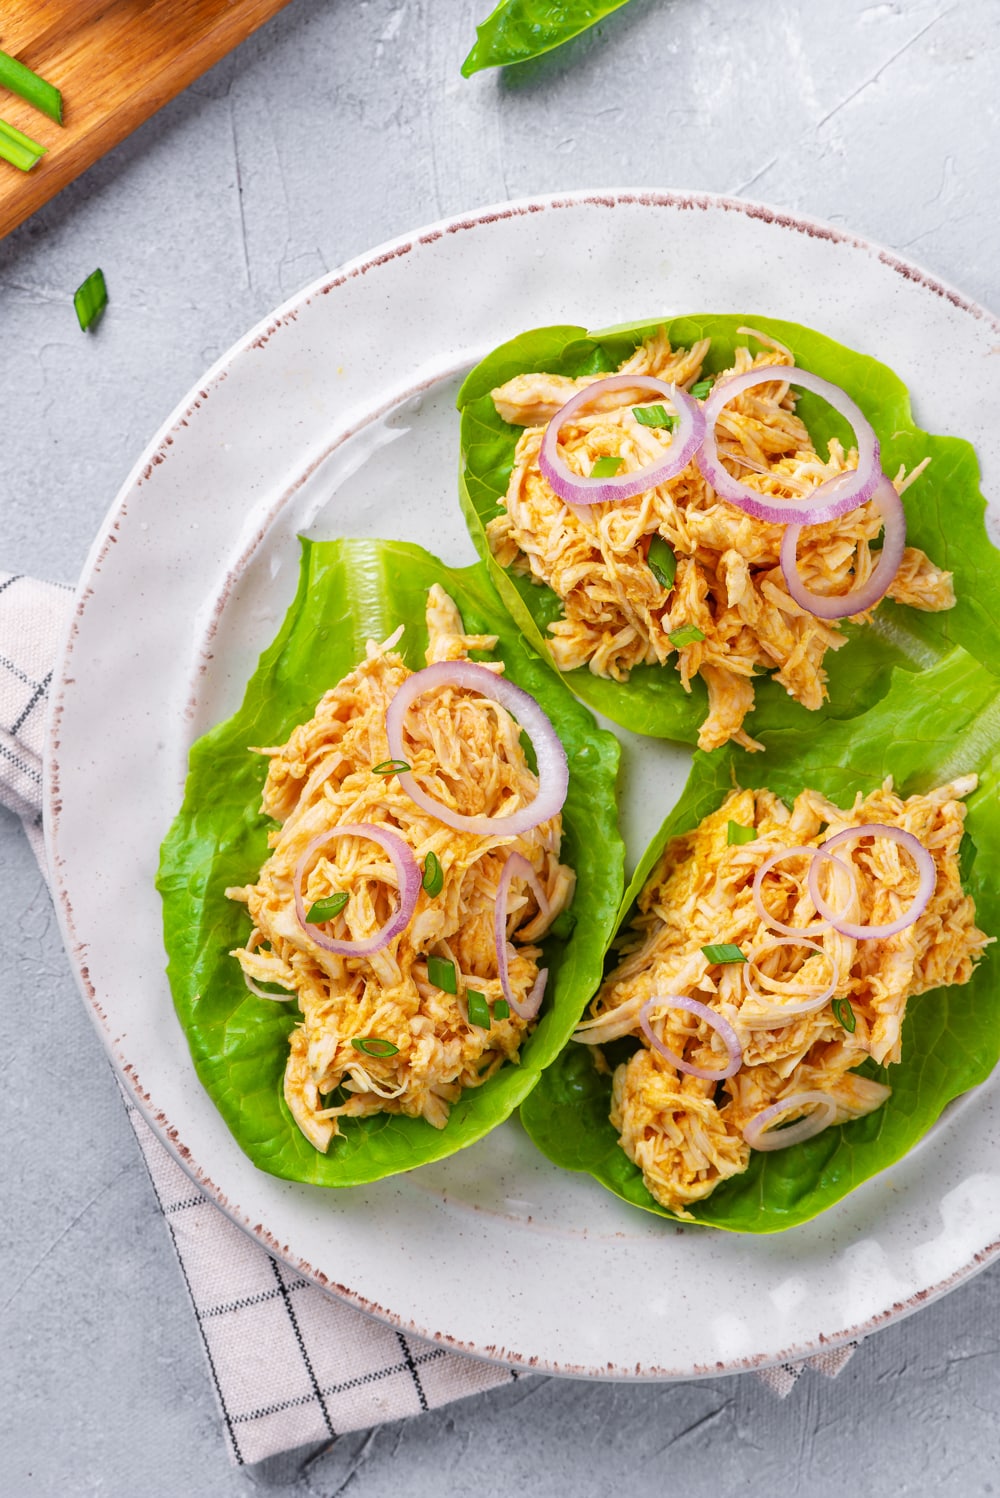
[518,646,1000,1231]
[157,538,624,1187]
[458,314,1000,744]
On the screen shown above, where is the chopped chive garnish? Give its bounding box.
[74,268,107,331]
[351,1036,399,1058]
[831,997,857,1034]
[647,534,677,591]
[0,117,45,172]
[422,850,443,897]
[0,50,63,124]
[690,378,714,400]
[493,999,510,1020]
[427,955,457,994]
[701,943,746,964]
[466,989,491,1029]
[669,625,706,648]
[590,455,623,477]
[372,758,410,775]
[306,892,349,923]
[727,821,756,846]
[632,404,675,430]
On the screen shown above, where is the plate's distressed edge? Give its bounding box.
[45,189,1000,1380]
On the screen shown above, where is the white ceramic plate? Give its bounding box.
[48,191,1000,1377]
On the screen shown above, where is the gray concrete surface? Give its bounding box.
[3,0,1000,1492]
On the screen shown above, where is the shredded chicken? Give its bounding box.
[576,777,989,1217]
[487,328,954,752]
[226,585,575,1151]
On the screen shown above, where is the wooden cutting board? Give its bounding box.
[0,0,297,239]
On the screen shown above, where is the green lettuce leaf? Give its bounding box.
[157,538,624,1187]
[458,315,1000,743]
[519,646,1000,1231]
[461,0,632,76]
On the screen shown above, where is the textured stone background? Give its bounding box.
[2,1,1000,1493]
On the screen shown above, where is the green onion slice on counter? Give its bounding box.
[0,117,45,172]
[0,50,62,123]
[74,268,108,331]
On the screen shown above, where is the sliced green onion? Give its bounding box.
[702,943,746,964]
[74,268,108,332]
[831,997,857,1034]
[647,534,677,591]
[632,404,676,430]
[493,999,510,1021]
[351,1036,399,1058]
[590,455,623,477]
[422,850,443,897]
[690,378,714,400]
[669,625,706,648]
[0,117,45,172]
[727,821,756,846]
[427,954,457,994]
[372,758,410,775]
[0,50,63,123]
[306,892,349,924]
[466,989,491,1029]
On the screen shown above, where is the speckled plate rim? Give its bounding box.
[44,188,1000,1379]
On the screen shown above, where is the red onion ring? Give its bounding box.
[696,366,880,525]
[742,936,840,1022]
[807,823,937,940]
[780,474,907,619]
[495,851,550,1020]
[752,845,857,937]
[385,661,568,836]
[509,967,548,1024]
[293,823,420,956]
[538,375,706,507]
[639,995,743,1081]
[743,1092,839,1151]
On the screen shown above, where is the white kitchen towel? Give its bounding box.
[0,569,856,1467]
